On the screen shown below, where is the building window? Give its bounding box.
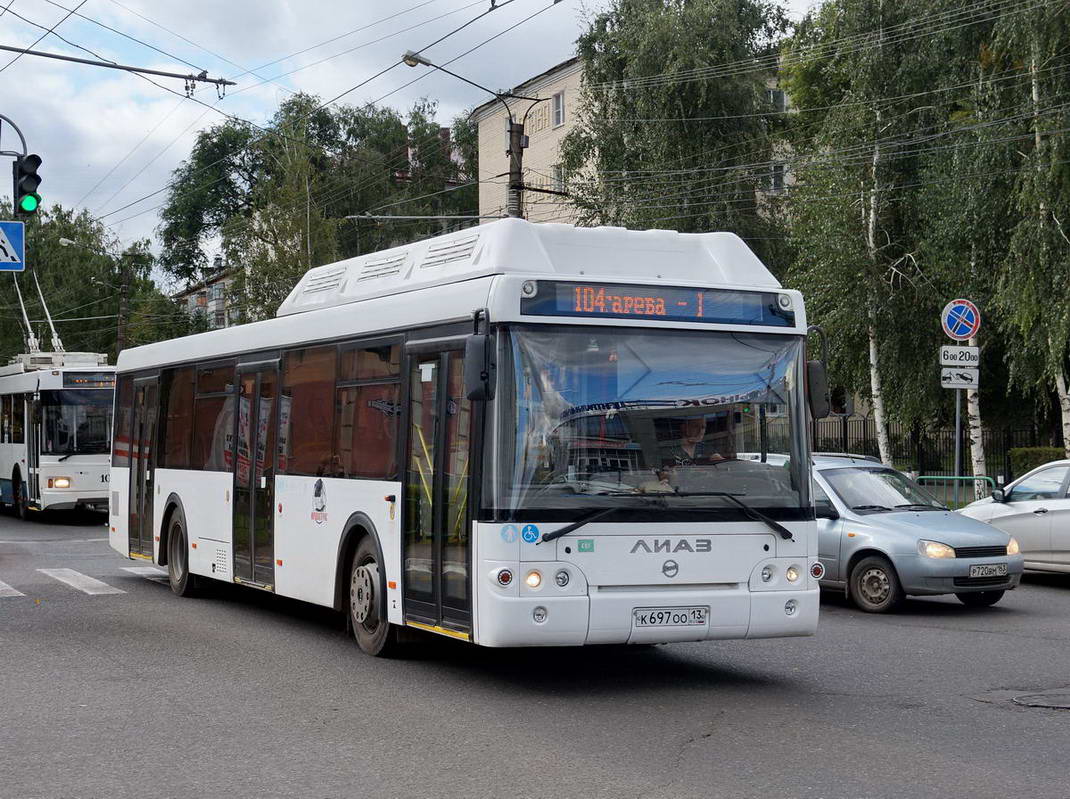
[552,91,565,127]
[769,163,785,193]
[766,88,786,113]
[213,311,225,328]
[552,164,565,193]
[211,283,224,301]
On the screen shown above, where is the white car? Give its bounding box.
[960,460,1070,573]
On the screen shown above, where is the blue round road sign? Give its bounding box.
[941,299,981,341]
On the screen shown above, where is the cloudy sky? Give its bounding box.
[0,0,812,256]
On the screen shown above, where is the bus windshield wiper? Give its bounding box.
[671,491,794,541]
[58,452,76,462]
[538,507,620,545]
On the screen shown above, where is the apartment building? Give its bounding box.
[171,257,239,330]
[471,57,581,224]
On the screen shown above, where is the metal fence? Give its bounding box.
[811,418,1043,485]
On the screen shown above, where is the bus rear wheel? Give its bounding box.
[349,536,399,657]
[167,517,201,597]
[12,477,29,521]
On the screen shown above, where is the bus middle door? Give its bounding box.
[128,378,158,558]
[232,363,279,589]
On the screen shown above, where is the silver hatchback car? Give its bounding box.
[812,456,1024,612]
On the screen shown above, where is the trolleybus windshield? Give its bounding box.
[488,326,807,519]
[41,389,113,456]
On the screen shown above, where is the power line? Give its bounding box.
[0,0,86,74]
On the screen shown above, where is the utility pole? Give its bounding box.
[507,120,525,218]
[116,256,131,354]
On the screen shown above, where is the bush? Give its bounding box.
[1009,447,1064,478]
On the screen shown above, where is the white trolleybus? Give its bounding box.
[109,219,830,656]
[0,351,114,518]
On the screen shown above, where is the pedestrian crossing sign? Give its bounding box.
[0,221,25,272]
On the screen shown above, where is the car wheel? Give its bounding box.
[956,590,1005,607]
[349,536,399,657]
[167,516,201,597]
[848,555,904,613]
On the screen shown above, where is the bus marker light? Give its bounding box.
[276,559,282,566]
[810,562,825,579]
[191,542,197,549]
[388,581,397,590]
[533,606,548,623]
[525,570,542,588]
[786,565,800,583]
[496,569,513,586]
[784,599,798,616]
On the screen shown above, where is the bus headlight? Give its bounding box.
[786,565,800,583]
[49,477,71,489]
[525,570,542,589]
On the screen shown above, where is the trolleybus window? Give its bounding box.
[41,389,113,456]
[489,326,806,518]
[113,376,134,467]
[11,394,24,443]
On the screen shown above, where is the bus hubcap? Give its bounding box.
[351,563,377,625]
[859,568,889,605]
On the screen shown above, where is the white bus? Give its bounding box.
[0,351,114,517]
[109,219,829,656]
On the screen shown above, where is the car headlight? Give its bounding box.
[918,539,955,559]
[1007,536,1020,556]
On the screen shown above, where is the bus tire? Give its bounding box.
[13,476,29,521]
[166,515,201,597]
[349,536,398,657]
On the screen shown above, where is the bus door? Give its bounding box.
[128,378,158,558]
[232,363,279,588]
[403,347,473,632]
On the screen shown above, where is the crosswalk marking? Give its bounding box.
[122,566,168,584]
[37,568,126,595]
[0,578,25,598]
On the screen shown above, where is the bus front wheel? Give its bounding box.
[349,536,399,657]
[167,517,201,598]
[12,477,29,521]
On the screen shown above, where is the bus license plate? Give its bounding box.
[969,563,1007,578]
[633,607,708,627]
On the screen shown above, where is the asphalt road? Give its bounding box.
[2,513,1068,799]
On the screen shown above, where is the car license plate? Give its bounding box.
[969,563,1008,578]
[633,607,708,627]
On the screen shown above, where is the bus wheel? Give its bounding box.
[167,516,201,598]
[13,478,29,521]
[349,537,399,657]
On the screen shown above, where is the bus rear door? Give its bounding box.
[233,363,279,589]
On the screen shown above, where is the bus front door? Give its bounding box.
[128,379,158,558]
[233,364,279,588]
[403,349,472,634]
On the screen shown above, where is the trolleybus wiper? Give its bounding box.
[670,491,795,541]
[538,507,619,545]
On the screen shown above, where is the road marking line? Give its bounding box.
[37,568,126,595]
[0,537,110,544]
[122,566,168,584]
[0,578,25,598]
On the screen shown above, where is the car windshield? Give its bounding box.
[41,389,112,456]
[822,466,946,512]
[485,325,808,518]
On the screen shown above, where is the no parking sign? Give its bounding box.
[941,299,981,341]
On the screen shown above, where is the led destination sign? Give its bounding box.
[63,372,115,388]
[521,281,795,327]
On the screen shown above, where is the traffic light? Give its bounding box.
[12,154,42,216]
[830,386,854,416]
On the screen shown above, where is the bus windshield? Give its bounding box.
[488,326,807,518]
[41,389,113,456]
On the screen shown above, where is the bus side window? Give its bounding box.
[280,346,336,476]
[335,343,401,480]
[192,363,235,472]
[113,376,134,468]
[1,395,10,444]
[12,394,24,444]
[160,367,195,469]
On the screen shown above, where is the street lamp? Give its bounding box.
[402,50,544,218]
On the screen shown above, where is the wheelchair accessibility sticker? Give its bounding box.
[521,524,540,543]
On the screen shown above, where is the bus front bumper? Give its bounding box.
[474,585,819,647]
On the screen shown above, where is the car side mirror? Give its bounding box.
[991,488,1006,503]
[464,333,495,401]
[815,502,839,520]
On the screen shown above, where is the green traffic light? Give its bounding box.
[18,194,39,213]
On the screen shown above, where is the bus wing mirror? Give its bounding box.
[807,360,830,419]
[464,334,495,401]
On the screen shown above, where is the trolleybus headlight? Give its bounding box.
[532,606,548,623]
[1007,536,1020,556]
[50,477,71,489]
[554,569,570,587]
[761,564,775,582]
[784,599,798,616]
[786,565,800,583]
[525,570,542,589]
[521,280,537,297]
[496,569,513,586]
[777,293,793,311]
[810,562,825,580]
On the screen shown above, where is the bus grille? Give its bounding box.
[358,254,406,282]
[422,234,479,268]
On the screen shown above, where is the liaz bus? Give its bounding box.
[109,219,829,656]
[0,351,114,518]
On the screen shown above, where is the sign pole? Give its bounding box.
[954,385,962,507]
